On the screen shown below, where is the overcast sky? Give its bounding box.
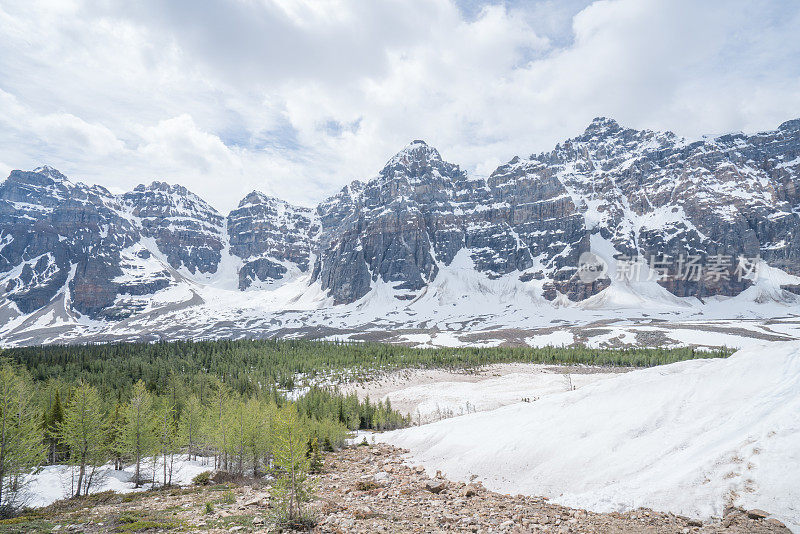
[1,0,799,212]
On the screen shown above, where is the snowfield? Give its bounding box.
[22,456,213,509]
[343,363,625,424]
[1,239,799,348]
[378,341,800,531]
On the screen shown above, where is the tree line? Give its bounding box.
[0,358,408,516]
[4,339,731,398]
[0,338,730,517]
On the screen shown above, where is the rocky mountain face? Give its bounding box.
[312,140,591,303]
[312,118,799,304]
[313,141,478,303]
[1,118,799,322]
[227,192,318,290]
[0,167,138,316]
[122,182,225,276]
[526,117,800,298]
[0,171,312,318]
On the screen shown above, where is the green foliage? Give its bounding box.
[117,511,144,523]
[242,397,272,477]
[226,397,250,477]
[270,404,315,529]
[191,471,211,486]
[115,510,180,532]
[56,382,108,497]
[41,386,65,464]
[220,490,236,505]
[4,340,731,402]
[121,381,158,487]
[177,395,202,461]
[0,338,731,507]
[0,363,46,514]
[306,437,323,474]
[106,403,124,471]
[154,398,178,487]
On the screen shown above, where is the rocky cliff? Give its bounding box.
[312,118,799,304]
[1,118,798,324]
[122,181,226,276]
[228,191,318,290]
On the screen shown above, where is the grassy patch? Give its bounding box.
[116,519,180,532]
[115,510,182,532]
[0,518,54,534]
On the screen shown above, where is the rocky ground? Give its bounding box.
[3,443,790,534]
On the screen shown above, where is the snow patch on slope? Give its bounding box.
[379,342,800,530]
[580,234,690,310]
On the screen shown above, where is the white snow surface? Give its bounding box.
[1,235,799,348]
[23,456,213,509]
[378,342,800,531]
[344,364,622,424]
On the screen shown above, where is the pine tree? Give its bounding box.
[207,385,229,471]
[227,396,249,476]
[244,397,273,477]
[106,403,124,470]
[155,399,178,487]
[178,395,202,462]
[0,364,46,514]
[57,382,108,497]
[42,388,65,464]
[122,381,157,487]
[271,404,314,529]
[307,436,323,474]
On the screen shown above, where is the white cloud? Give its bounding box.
[137,115,239,175]
[32,114,125,157]
[0,0,798,211]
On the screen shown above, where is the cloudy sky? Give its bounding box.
[1,0,799,211]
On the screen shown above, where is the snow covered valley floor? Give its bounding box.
[343,363,630,424]
[374,342,800,531]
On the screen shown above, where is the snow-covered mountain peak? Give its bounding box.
[227,189,318,290]
[582,116,622,134]
[126,181,221,216]
[237,190,273,208]
[235,190,312,215]
[1,117,799,343]
[778,118,800,132]
[386,139,444,169]
[5,167,72,191]
[30,165,68,182]
[374,139,467,193]
[121,180,225,276]
[134,180,184,192]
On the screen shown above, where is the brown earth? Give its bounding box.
[10,443,790,534]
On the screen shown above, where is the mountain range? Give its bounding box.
[1,117,799,346]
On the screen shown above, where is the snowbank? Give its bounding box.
[343,364,621,424]
[379,341,800,530]
[23,456,213,509]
